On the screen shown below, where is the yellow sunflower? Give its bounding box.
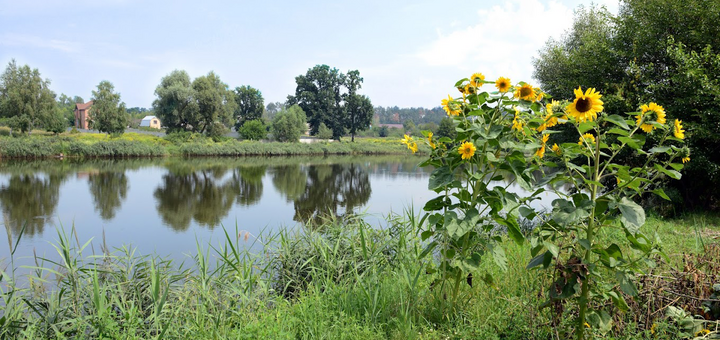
[495,77,511,93]
[578,133,596,146]
[470,73,485,87]
[427,132,436,149]
[401,134,411,145]
[547,100,568,123]
[441,95,461,116]
[635,102,666,133]
[674,119,685,139]
[566,87,604,123]
[682,156,690,163]
[514,83,537,101]
[512,108,524,131]
[409,142,418,154]
[535,145,546,158]
[458,141,476,160]
[552,143,561,155]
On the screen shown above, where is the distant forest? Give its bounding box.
[373,106,446,125]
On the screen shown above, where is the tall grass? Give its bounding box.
[1,213,718,339]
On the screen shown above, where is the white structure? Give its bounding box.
[140,115,161,129]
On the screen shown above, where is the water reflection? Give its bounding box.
[0,156,430,235]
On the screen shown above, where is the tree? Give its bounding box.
[344,70,373,141]
[271,104,307,142]
[533,0,720,210]
[233,85,264,131]
[90,80,128,135]
[264,101,285,120]
[436,117,456,139]
[287,65,345,138]
[153,70,199,133]
[0,60,57,133]
[238,119,267,140]
[192,72,236,135]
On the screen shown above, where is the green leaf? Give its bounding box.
[552,198,591,226]
[428,166,454,190]
[618,197,645,235]
[527,251,551,269]
[652,188,671,201]
[419,242,437,259]
[617,136,639,150]
[605,114,630,129]
[578,121,595,133]
[543,241,559,258]
[609,291,629,312]
[423,196,448,211]
[649,146,671,154]
[616,271,639,296]
[607,128,629,136]
[491,244,508,271]
[654,164,681,180]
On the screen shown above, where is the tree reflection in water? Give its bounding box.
[88,172,128,220]
[0,173,65,236]
[153,165,266,231]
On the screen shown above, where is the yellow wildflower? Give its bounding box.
[409,142,418,153]
[514,83,537,101]
[552,143,561,155]
[512,108,524,131]
[578,133,596,146]
[458,141,476,160]
[495,77,511,93]
[441,95,461,116]
[401,134,411,145]
[535,145,546,158]
[682,156,690,163]
[427,132,436,149]
[635,102,666,133]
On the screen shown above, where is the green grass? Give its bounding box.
[1,213,718,339]
[0,133,424,159]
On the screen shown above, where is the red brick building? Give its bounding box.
[74,101,93,129]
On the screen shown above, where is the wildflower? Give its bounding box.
[427,132,436,149]
[514,83,537,101]
[552,143,561,155]
[401,134,411,145]
[535,145,546,158]
[650,323,657,335]
[635,102,666,133]
[695,329,710,337]
[682,156,690,163]
[546,100,568,123]
[458,141,476,160]
[470,72,485,87]
[495,77,511,93]
[441,95,461,116]
[674,119,685,139]
[584,322,591,329]
[566,87,603,123]
[578,133,596,146]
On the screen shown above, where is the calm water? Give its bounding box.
[0,155,559,269]
[0,156,436,267]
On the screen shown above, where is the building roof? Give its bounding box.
[75,101,93,110]
[140,115,158,122]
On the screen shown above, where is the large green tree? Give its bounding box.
[0,60,58,133]
[344,70,373,141]
[271,104,307,142]
[287,65,346,138]
[192,72,236,137]
[233,85,264,131]
[533,0,720,210]
[90,80,128,135]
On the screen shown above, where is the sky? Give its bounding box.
[0,0,619,109]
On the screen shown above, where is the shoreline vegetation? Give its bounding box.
[1,213,718,339]
[0,131,428,159]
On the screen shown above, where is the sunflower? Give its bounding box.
[682,156,690,163]
[514,83,537,101]
[566,87,604,123]
[458,141,476,160]
[427,132,436,149]
[674,119,685,139]
[495,77,511,93]
[401,134,411,145]
[470,73,485,87]
[578,133,596,146]
[535,145,546,158]
[464,83,476,95]
[552,143,561,155]
[512,108,524,131]
[547,100,568,123]
[409,142,418,154]
[441,95,461,116]
[635,102,666,133]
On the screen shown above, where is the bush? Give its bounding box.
[271,105,306,142]
[238,119,267,141]
[316,123,333,140]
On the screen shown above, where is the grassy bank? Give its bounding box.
[0,133,424,159]
[1,213,718,339]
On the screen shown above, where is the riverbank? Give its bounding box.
[0,132,425,159]
[1,213,718,339]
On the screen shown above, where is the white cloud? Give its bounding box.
[0,34,78,53]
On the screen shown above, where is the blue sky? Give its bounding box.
[0,0,618,109]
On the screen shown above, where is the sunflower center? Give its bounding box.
[576,98,592,113]
[520,87,532,97]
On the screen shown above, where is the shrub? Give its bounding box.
[316,123,333,140]
[238,119,267,141]
[271,105,306,142]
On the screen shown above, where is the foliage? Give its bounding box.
[287,65,372,140]
[533,0,720,210]
[271,104,307,143]
[0,60,58,133]
[237,119,267,141]
[89,81,128,135]
[233,85,264,131]
[193,72,237,135]
[316,122,333,140]
[378,125,388,137]
[436,117,456,139]
[375,106,447,125]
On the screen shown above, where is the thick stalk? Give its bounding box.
[578,131,602,340]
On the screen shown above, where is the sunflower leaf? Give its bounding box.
[605,115,630,130]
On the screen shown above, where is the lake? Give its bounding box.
[0,155,559,270]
